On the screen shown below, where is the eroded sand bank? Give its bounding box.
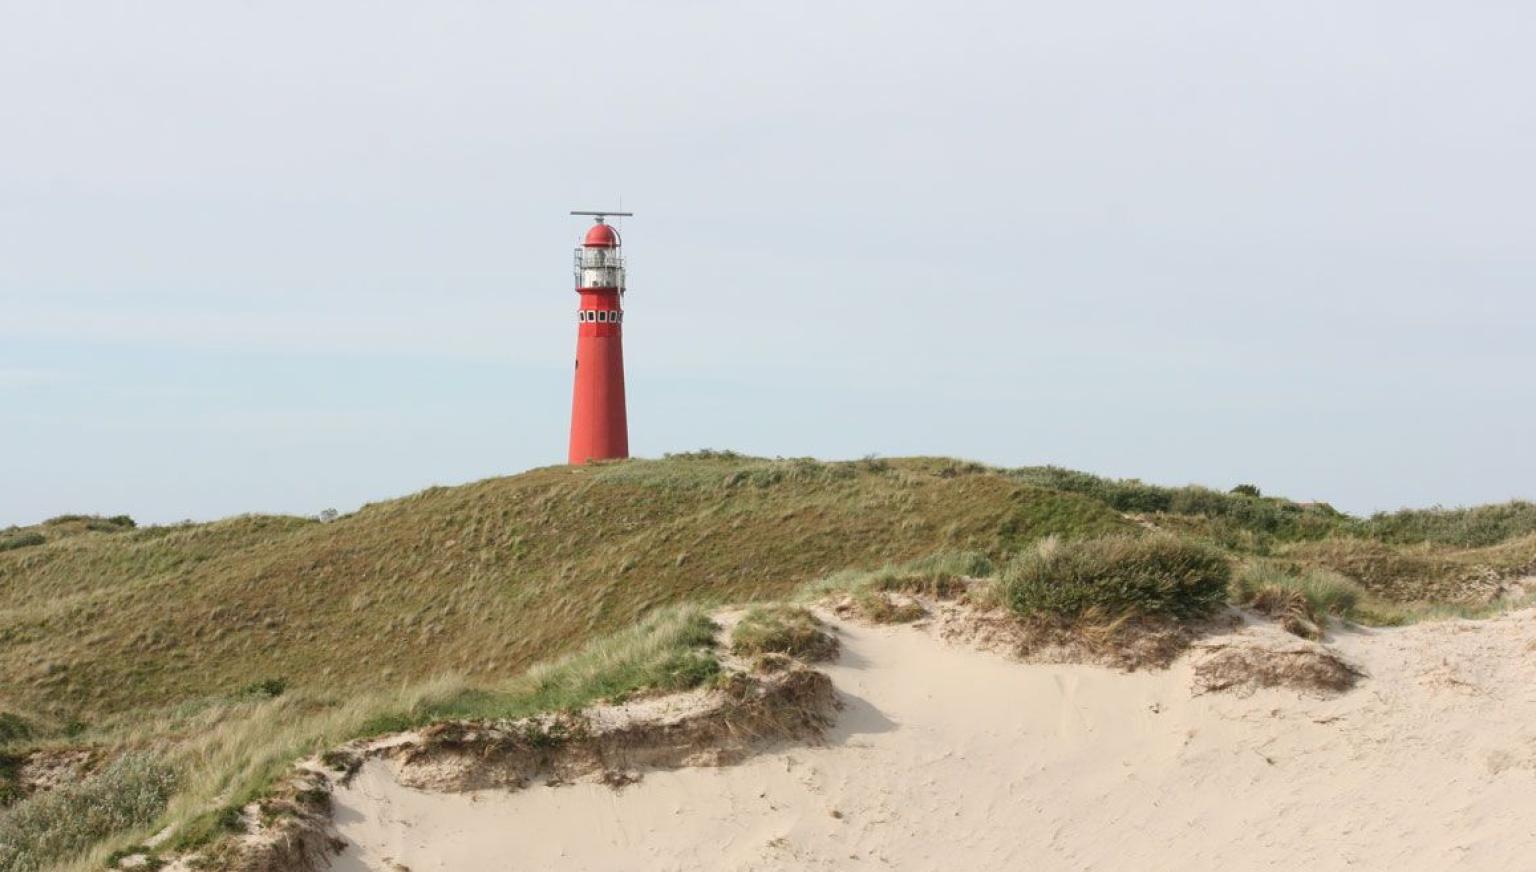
[332,611,1536,871]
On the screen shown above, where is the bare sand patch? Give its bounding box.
[328,608,1536,871]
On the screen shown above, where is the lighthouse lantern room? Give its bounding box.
[567,210,633,464]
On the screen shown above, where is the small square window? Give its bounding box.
[599,311,609,323]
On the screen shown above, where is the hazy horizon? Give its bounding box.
[3,1,1533,526]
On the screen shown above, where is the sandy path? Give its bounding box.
[332,611,1536,871]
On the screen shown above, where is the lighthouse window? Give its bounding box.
[598,311,608,323]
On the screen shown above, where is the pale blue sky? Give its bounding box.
[3,1,1533,525]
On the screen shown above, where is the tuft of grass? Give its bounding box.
[730,606,838,662]
[1232,563,1363,619]
[0,753,176,872]
[848,590,927,624]
[1231,563,1366,637]
[1002,535,1231,622]
[800,549,995,602]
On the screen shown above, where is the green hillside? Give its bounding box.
[4,455,1535,726]
[2,453,1534,869]
[1,455,1134,721]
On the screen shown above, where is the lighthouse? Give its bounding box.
[567,210,632,464]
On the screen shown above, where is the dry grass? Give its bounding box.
[1231,563,1366,638]
[843,590,928,624]
[730,606,838,662]
[1276,533,1536,609]
[1192,638,1364,696]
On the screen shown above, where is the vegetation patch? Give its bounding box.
[0,752,23,807]
[841,590,927,624]
[1284,538,1499,604]
[0,753,175,872]
[1366,501,1536,548]
[0,713,31,745]
[1002,535,1231,622]
[5,455,1536,866]
[1231,563,1365,639]
[0,532,46,553]
[388,665,837,795]
[1192,636,1363,697]
[731,606,838,662]
[803,550,993,602]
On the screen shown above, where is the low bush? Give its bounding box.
[0,752,177,872]
[0,713,30,745]
[730,606,838,661]
[1,752,23,807]
[1009,467,1345,542]
[1365,501,1536,548]
[0,533,45,553]
[240,678,287,699]
[1002,535,1231,622]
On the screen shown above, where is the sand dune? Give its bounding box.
[331,610,1536,871]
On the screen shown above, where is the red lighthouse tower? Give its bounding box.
[567,210,632,464]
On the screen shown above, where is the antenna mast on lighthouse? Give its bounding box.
[567,210,634,464]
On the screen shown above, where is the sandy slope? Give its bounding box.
[331,610,1536,872]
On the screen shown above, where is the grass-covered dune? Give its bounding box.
[1,453,1534,870]
[2,454,1534,726]
[0,454,1133,722]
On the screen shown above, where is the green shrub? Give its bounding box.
[663,449,744,461]
[0,533,45,553]
[1,753,23,807]
[1365,501,1536,548]
[1231,484,1262,498]
[1002,535,1231,621]
[0,713,30,745]
[730,605,838,661]
[240,678,287,699]
[0,752,177,872]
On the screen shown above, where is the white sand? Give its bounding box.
[332,610,1536,871]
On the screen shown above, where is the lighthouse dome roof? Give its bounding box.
[583,222,620,248]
